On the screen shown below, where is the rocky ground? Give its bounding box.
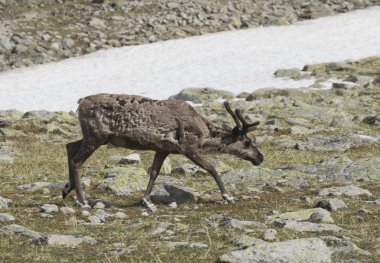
[0,56,379,262]
[1,0,380,72]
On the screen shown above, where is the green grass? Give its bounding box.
[0,135,379,262]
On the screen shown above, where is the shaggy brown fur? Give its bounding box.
[63,93,263,211]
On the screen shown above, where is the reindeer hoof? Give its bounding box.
[62,183,70,199]
[142,198,157,212]
[222,194,235,204]
[75,199,90,209]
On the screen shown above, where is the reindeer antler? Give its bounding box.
[235,109,260,133]
[223,101,242,130]
[224,101,260,135]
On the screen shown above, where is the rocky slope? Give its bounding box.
[1,0,380,72]
[0,56,379,262]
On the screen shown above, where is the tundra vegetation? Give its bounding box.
[0,57,379,262]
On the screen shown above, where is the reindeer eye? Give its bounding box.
[244,140,251,147]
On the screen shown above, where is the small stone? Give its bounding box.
[60,207,75,215]
[262,229,277,241]
[88,199,112,208]
[40,204,59,214]
[81,210,90,217]
[114,212,126,219]
[89,17,107,29]
[168,202,177,208]
[88,215,102,224]
[0,196,12,208]
[118,153,141,165]
[319,185,372,197]
[47,234,96,247]
[316,198,348,211]
[93,202,105,209]
[40,213,53,218]
[95,209,107,222]
[0,213,15,222]
[220,217,266,230]
[308,212,327,223]
[42,188,51,195]
[141,211,149,217]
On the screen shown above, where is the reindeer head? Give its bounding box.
[222,101,264,166]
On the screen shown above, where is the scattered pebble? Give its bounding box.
[262,228,277,241]
[0,213,15,222]
[40,204,59,214]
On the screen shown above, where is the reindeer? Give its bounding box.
[62,94,263,211]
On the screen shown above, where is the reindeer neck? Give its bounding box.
[201,123,233,153]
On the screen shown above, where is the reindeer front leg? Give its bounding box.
[184,150,235,203]
[142,151,169,212]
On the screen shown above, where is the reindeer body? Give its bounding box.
[78,94,212,153]
[63,93,263,211]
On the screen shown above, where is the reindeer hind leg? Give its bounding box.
[63,139,83,199]
[68,139,104,206]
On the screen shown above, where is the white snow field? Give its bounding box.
[1,7,380,111]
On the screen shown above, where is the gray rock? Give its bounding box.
[173,163,200,175]
[45,234,97,247]
[93,202,105,209]
[40,204,59,214]
[150,182,197,204]
[291,134,379,152]
[318,185,372,197]
[262,228,277,241]
[88,17,107,29]
[101,166,148,196]
[316,198,348,211]
[112,153,141,165]
[218,238,331,263]
[220,217,266,230]
[60,207,75,215]
[166,241,208,249]
[88,199,112,208]
[114,211,126,219]
[151,222,174,235]
[0,224,46,241]
[17,181,66,191]
[0,213,15,222]
[0,196,12,208]
[87,215,102,225]
[62,38,75,49]
[95,209,107,222]
[274,220,343,233]
[267,208,334,224]
[233,235,267,249]
[170,87,234,103]
[274,68,302,79]
[362,116,380,126]
[321,236,371,256]
[0,35,14,54]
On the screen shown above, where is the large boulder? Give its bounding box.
[100,167,148,196]
[218,238,331,263]
[170,88,234,103]
[150,182,197,204]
